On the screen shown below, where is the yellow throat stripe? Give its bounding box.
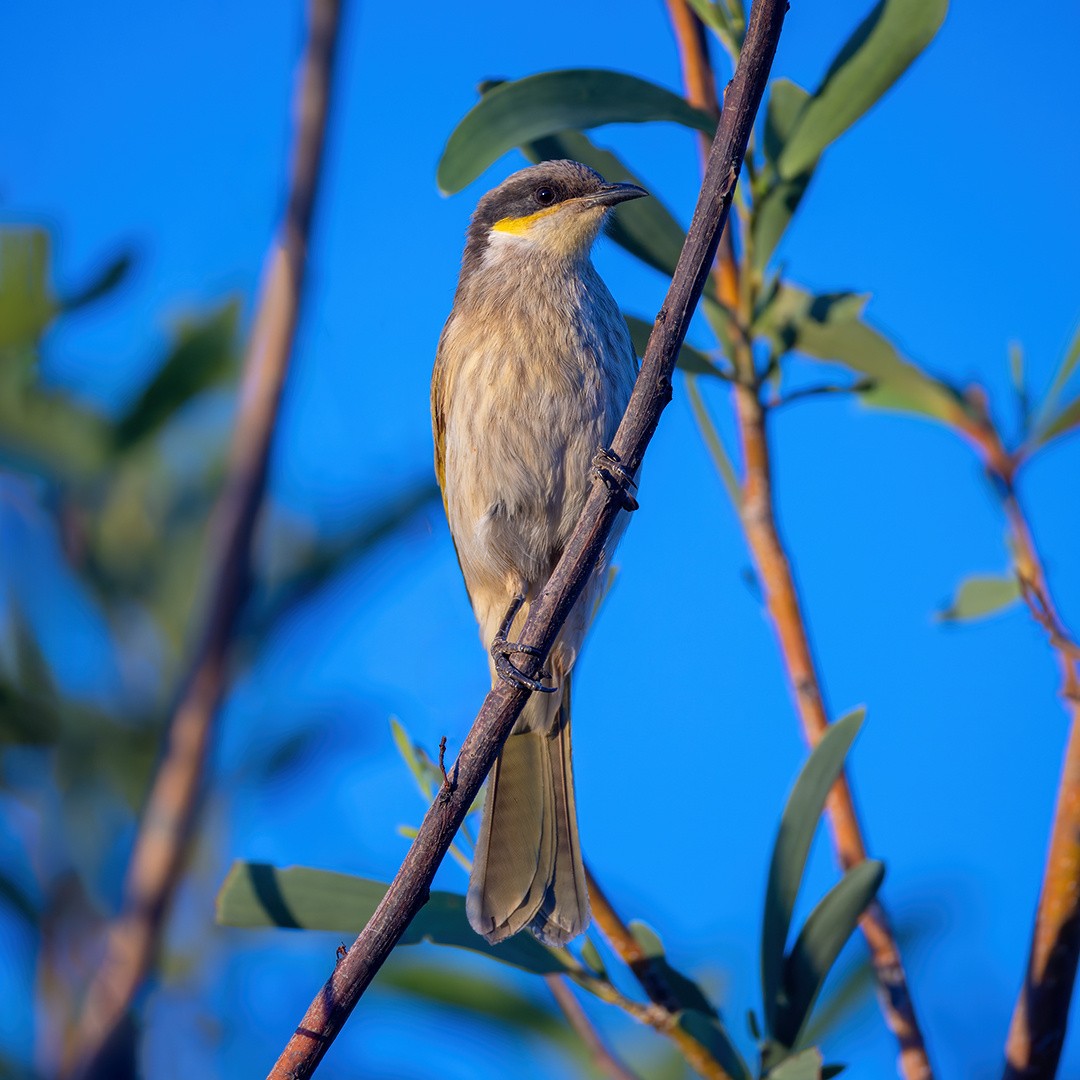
[491,204,562,236]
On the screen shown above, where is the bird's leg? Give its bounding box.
[490,593,557,694]
[592,446,639,511]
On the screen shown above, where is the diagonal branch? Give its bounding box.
[66,1,343,1075]
[544,976,644,1080]
[265,2,787,1075]
[665,3,934,1076]
[997,475,1080,1078]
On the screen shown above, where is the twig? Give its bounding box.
[265,3,787,1075]
[665,3,934,1076]
[998,480,1080,1078]
[545,976,644,1080]
[65,2,343,1076]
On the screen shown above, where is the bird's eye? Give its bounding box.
[535,185,557,206]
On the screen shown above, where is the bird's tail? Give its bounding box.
[466,673,590,947]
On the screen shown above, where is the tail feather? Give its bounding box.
[467,675,590,946]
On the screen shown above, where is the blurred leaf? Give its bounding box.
[624,314,718,377]
[0,606,60,746]
[762,709,865,1038]
[216,862,567,975]
[397,825,472,873]
[522,129,687,278]
[438,69,715,193]
[580,936,607,977]
[937,573,1020,623]
[768,1047,824,1079]
[687,376,742,511]
[0,228,56,349]
[1033,395,1080,451]
[0,871,38,924]
[391,716,436,800]
[1034,321,1080,434]
[777,0,948,180]
[380,962,572,1045]
[61,251,134,312]
[753,80,814,270]
[677,1010,752,1080]
[756,285,966,423]
[244,477,439,641]
[113,299,240,451]
[628,920,718,1016]
[775,860,885,1048]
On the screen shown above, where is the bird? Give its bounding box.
[431,159,647,946]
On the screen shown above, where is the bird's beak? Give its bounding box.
[586,182,649,208]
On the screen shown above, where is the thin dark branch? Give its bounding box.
[66,2,343,1076]
[265,2,787,1076]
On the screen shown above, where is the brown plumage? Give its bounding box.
[432,160,646,946]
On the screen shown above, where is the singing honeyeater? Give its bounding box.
[431,159,647,946]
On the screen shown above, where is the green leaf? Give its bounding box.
[391,716,435,800]
[520,128,687,279]
[379,962,577,1048]
[1034,321,1080,433]
[627,920,718,1016]
[0,228,56,349]
[438,69,716,194]
[61,251,134,312]
[678,1010,753,1080]
[768,1047,824,1079]
[775,860,885,1048]
[216,862,567,975]
[624,314,718,377]
[1035,395,1080,449]
[687,376,743,511]
[778,0,948,180]
[762,709,865,1038]
[753,80,815,271]
[756,285,966,423]
[937,574,1021,623]
[113,299,240,451]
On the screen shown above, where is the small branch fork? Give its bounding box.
[265,2,788,1075]
[65,2,344,1076]
[665,2,934,1076]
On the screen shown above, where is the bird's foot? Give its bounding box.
[490,594,558,694]
[593,446,639,511]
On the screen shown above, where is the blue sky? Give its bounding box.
[3,1,1080,1077]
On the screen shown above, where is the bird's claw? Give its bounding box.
[490,594,558,694]
[593,446,639,511]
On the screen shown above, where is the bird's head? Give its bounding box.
[466,160,648,264]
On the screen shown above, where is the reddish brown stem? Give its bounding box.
[666,2,933,1075]
[65,2,343,1076]
[265,4,787,1074]
[545,976,643,1080]
[999,483,1080,1078]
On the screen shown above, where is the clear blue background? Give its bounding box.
[2,1,1080,1077]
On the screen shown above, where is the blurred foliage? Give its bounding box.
[0,223,437,1075]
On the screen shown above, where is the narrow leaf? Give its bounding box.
[438,69,716,193]
[1035,395,1080,449]
[769,1047,824,1079]
[625,314,718,376]
[216,862,566,975]
[936,574,1021,623]
[390,716,434,800]
[61,251,134,312]
[687,375,743,511]
[755,285,966,423]
[778,0,948,180]
[678,1009,753,1080]
[1035,321,1080,431]
[762,709,866,1036]
[113,300,240,450]
[0,228,56,348]
[754,80,815,270]
[775,860,886,1047]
